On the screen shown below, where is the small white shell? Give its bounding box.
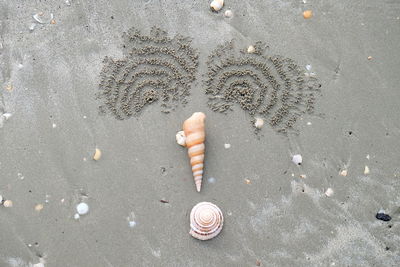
[2,113,12,120]
[189,202,223,240]
[247,45,256,54]
[224,143,231,149]
[210,0,224,11]
[292,154,302,165]
[339,169,348,176]
[76,202,89,215]
[224,10,233,18]
[176,130,186,146]
[93,148,102,161]
[254,118,264,129]
[3,200,13,208]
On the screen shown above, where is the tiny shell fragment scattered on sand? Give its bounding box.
[303,10,313,19]
[224,143,231,149]
[35,204,44,212]
[340,169,348,176]
[292,154,302,165]
[254,118,264,129]
[245,179,251,184]
[247,45,256,54]
[93,148,102,161]
[325,188,334,197]
[364,166,370,175]
[3,200,13,207]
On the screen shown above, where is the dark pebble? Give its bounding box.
[376,213,391,221]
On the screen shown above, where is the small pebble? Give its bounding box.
[364,166,370,175]
[224,143,231,149]
[339,169,348,176]
[303,10,313,19]
[292,154,302,165]
[254,118,264,129]
[245,179,251,184]
[52,123,57,128]
[300,174,307,179]
[76,202,89,215]
[367,56,373,60]
[247,45,256,54]
[325,188,334,197]
[3,200,13,207]
[307,121,312,125]
[74,213,80,220]
[376,212,391,222]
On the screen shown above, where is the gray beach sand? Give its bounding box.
[1,0,399,266]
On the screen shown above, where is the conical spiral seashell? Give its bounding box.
[189,202,223,240]
[183,112,206,192]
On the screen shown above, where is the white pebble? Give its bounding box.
[339,169,348,176]
[307,122,312,125]
[3,200,13,207]
[364,166,370,175]
[224,143,231,149]
[129,220,137,228]
[76,202,89,215]
[292,154,302,165]
[52,123,57,128]
[325,188,334,197]
[175,131,186,146]
[247,45,256,54]
[74,213,80,220]
[224,10,233,18]
[254,118,264,129]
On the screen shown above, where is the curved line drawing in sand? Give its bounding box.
[205,40,321,133]
[97,27,199,119]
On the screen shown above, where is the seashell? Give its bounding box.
[224,10,233,18]
[93,148,102,161]
[292,154,302,165]
[189,202,223,240]
[183,112,206,192]
[176,130,186,146]
[210,0,224,11]
[303,10,313,19]
[254,118,264,129]
[247,45,256,54]
[3,200,13,208]
[76,202,89,215]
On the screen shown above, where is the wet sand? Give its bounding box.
[0,0,399,266]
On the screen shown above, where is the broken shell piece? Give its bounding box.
[93,148,102,161]
[292,154,302,165]
[339,169,348,176]
[245,179,251,184]
[33,12,54,24]
[3,200,13,207]
[254,118,264,129]
[224,10,233,18]
[0,195,2,203]
[176,130,186,146]
[189,202,223,240]
[364,166,370,175]
[224,143,231,149]
[74,213,80,220]
[247,45,256,54]
[325,188,334,197]
[210,0,224,11]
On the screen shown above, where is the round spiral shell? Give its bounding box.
[189,202,223,240]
